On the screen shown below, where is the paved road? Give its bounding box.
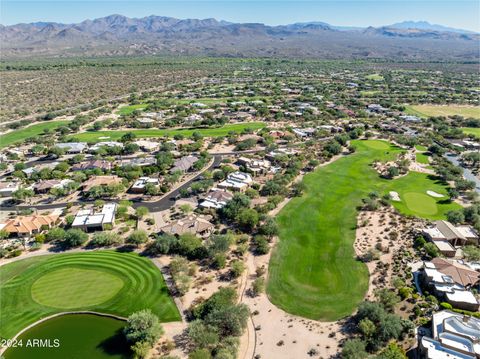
[0,155,223,212]
[0,146,270,212]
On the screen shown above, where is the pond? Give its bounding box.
[3,314,131,359]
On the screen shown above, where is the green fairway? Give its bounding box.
[31,268,124,309]
[366,74,384,81]
[415,145,428,151]
[267,140,460,321]
[404,105,480,119]
[0,121,69,149]
[416,152,430,164]
[0,251,180,338]
[68,122,265,143]
[461,127,480,138]
[117,104,149,115]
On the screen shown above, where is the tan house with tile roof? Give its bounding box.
[0,214,60,237]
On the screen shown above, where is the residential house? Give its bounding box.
[199,188,233,209]
[170,155,198,173]
[55,142,88,154]
[118,157,156,168]
[82,176,122,192]
[422,258,480,311]
[160,215,214,238]
[419,310,480,359]
[422,221,479,256]
[71,203,117,231]
[400,115,421,123]
[292,128,316,138]
[72,159,112,171]
[90,141,124,152]
[237,157,271,176]
[0,214,59,237]
[134,140,160,152]
[34,179,73,194]
[129,177,160,194]
[218,171,253,192]
[137,117,155,125]
[0,182,20,197]
[366,104,388,113]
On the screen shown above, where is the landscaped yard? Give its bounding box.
[0,251,180,338]
[68,122,265,143]
[267,140,460,321]
[461,127,480,138]
[0,120,70,149]
[404,105,480,119]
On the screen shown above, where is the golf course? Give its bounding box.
[405,104,480,119]
[267,140,461,321]
[68,122,265,143]
[0,120,70,149]
[0,251,180,339]
[461,127,480,138]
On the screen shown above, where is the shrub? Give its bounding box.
[63,229,88,248]
[124,309,164,346]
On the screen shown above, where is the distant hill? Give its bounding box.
[387,21,477,35]
[1,14,478,60]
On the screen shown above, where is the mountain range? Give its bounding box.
[1,15,478,60]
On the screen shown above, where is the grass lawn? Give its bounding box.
[267,140,460,321]
[0,121,70,149]
[116,104,149,115]
[404,105,480,119]
[415,152,430,164]
[461,127,480,138]
[386,171,461,219]
[415,145,428,151]
[0,251,180,338]
[68,122,265,143]
[366,74,384,81]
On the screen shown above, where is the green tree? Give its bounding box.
[375,342,407,359]
[230,260,245,278]
[424,242,440,258]
[236,208,259,232]
[63,229,88,247]
[124,309,164,346]
[46,227,66,242]
[258,216,278,238]
[187,320,219,349]
[342,339,368,359]
[463,245,480,261]
[127,230,148,247]
[135,206,149,219]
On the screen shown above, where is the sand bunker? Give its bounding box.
[389,191,401,201]
[427,190,444,198]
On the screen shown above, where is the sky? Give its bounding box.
[1,0,479,32]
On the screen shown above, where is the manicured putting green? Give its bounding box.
[363,140,389,149]
[403,192,438,216]
[0,251,180,339]
[31,268,124,309]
